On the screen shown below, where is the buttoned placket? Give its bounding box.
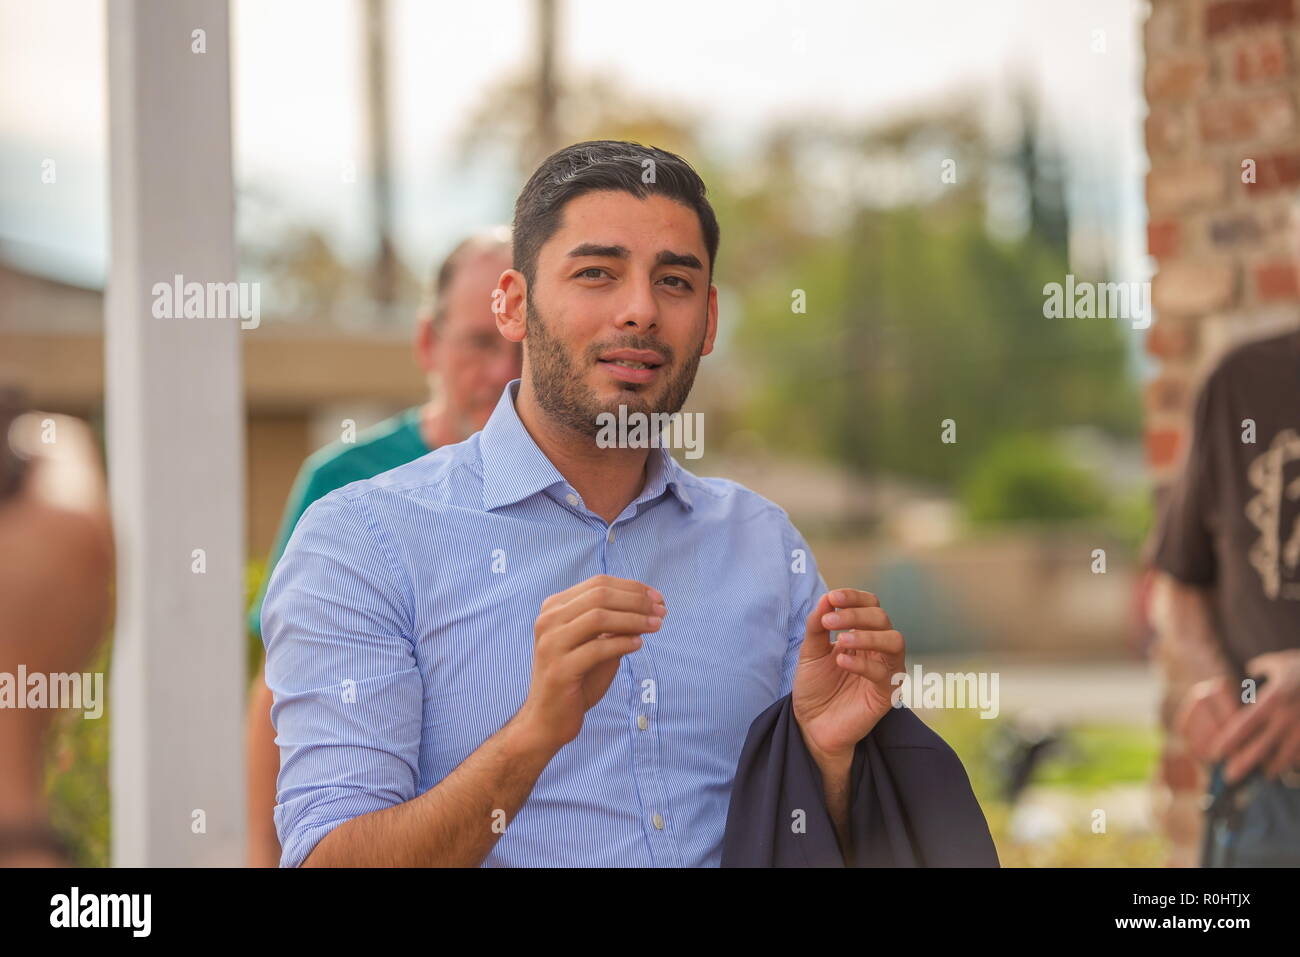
[556,483,680,867]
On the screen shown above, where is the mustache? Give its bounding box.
[585,337,673,365]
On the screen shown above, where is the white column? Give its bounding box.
[106,0,245,866]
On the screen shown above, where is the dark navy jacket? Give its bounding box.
[721,695,999,867]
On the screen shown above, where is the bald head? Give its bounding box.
[415,228,521,438]
[424,226,512,330]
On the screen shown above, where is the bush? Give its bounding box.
[961,433,1108,525]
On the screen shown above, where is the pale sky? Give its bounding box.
[0,0,1149,291]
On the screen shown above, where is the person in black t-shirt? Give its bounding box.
[1151,329,1300,799]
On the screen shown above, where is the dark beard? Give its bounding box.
[523,288,703,439]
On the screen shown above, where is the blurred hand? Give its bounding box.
[793,589,905,760]
[0,414,114,771]
[1206,649,1300,783]
[0,413,111,864]
[1175,675,1238,764]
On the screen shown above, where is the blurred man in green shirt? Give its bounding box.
[245,228,520,866]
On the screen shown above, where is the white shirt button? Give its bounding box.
[607,528,616,543]
[637,714,648,730]
[565,493,579,506]
[652,813,664,830]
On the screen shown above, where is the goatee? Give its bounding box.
[523,290,703,439]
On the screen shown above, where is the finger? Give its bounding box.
[1174,684,1209,739]
[823,605,891,632]
[1206,679,1240,726]
[554,581,664,622]
[797,592,842,666]
[1264,723,1300,779]
[1224,712,1286,783]
[803,592,837,641]
[1176,681,1233,745]
[541,580,664,633]
[804,589,880,635]
[552,607,663,653]
[1244,651,1285,680]
[827,589,880,609]
[833,629,904,656]
[1210,700,1271,760]
[835,651,890,682]
[563,633,644,676]
[1181,710,1219,762]
[542,574,660,616]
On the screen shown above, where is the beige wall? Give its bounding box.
[3,324,423,559]
[246,413,313,559]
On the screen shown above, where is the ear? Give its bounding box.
[496,268,528,343]
[700,284,719,357]
[414,313,437,373]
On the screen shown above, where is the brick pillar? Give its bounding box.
[1144,0,1300,866]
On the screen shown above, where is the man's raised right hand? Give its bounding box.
[517,574,666,753]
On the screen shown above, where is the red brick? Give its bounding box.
[1146,319,1199,359]
[1146,106,1188,156]
[1209,211,1265,247]
[1199,92,1294,142]
[1152,259,1236,314]
[1254,259,1300,298]
[1148,219,1181,258]
[1247,150,1300,190]
[1147,0,1191,53]
[1147,374,1190,413]
[1206,0,1294,38]
[1234,33,1289,83]
[1147,428,1185,469]
[1148,160,1226,212]
[1146,53,1210,102]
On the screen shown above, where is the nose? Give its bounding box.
[614,273,659,333]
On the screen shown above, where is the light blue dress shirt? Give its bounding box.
[263,378,827,867]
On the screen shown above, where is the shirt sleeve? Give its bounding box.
[1152,367,1220,586]
[248,460,333,640]
[780,518,829,698]
[262,489,422,867]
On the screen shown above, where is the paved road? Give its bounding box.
[901,657,1159,725]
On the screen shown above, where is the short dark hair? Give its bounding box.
[512,140,720,290]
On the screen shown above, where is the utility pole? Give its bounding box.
[363,0,398,317]
[534,0,560,165]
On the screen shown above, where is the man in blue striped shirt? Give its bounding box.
[262,140,907,867]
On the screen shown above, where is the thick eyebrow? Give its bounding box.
[656,250,703,271]
[567,243,629,260]
[566,243,703,271]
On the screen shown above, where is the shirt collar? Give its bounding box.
[638,433,695,513]
[479,379,694,514]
